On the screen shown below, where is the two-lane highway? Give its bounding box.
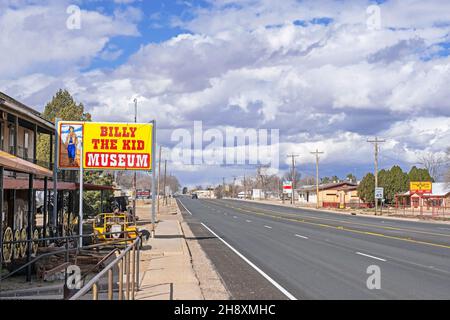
[178,197,450,300]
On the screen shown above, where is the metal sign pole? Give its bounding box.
[53,118,59,234]
[79,140,84,248]
[151,120,156,238]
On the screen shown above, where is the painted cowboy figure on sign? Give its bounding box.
[65,126,78,165]
[58,123,83,169]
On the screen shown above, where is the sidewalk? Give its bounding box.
[134,200,229,300]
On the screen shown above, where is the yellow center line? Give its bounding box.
[219,201,450,238]
[205,200,450,250]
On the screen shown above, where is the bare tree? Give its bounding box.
[445,148,450,185]
[417,152,446,182]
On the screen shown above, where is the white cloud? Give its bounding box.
[1,0,450,184]
[0,1,140,78]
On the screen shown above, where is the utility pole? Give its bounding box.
[243,174,247,199]
[157,146,162,213]
[233,176,237,198]
[163,160,167,206]
[310,149,324,209]
[367,137,385,215]
[222,177,226,198]
[133,98,137,222]
[287,154,299,205]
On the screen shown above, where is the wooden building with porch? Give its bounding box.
[297,181,364,209]
[0,92,113,278]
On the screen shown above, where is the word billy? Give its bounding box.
[85,125,150,169]
[91,126,144,150]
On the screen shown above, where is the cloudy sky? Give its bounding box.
[1,0,449,187]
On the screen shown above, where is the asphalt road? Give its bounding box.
[177,197,450,300]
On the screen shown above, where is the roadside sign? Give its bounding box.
[57,121,84,170]
[57,121,153,171]
[283,181,293,194]
[84,122,153,170]
[375,187,384,199]
[410,181,432,194]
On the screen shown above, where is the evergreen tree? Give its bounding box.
[408,166,433,182]
[346,173,357,183]
[321,176,331,184]
[83,172,115,215]
[37,89,113,216]
[37,89,91,163]
[357,173,375,204]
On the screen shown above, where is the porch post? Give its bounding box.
[0,166,4,279]
[26,173,33,282]
[43,177,48,235]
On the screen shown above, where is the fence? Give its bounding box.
[69,236,140,300]
[384,204,450,218]
[1,230,141,300]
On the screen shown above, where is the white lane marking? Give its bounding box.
[264,225,272,229]
[355,252,387,262]
[233,216,238,219]
[438,227,450,231]
[178,200,192,215]
[224,213,228,215]
[295,234,308,239]
[200,222,297,300]
[246,220,252,223]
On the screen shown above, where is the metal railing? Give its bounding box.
[70,236,141,300]
[1,230,142,291]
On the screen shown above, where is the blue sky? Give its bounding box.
[0,0,449,186]
[82,0,198,70]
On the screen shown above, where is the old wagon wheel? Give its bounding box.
[72,215,79,234]
[31,229,39,257]
[68,212,74,235]
[13,229,21,260]
[19,228,27,258]
[44,226,51,246]
[2,227,13,263]
[63,212,69,231]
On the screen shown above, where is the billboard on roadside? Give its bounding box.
[410,181,432,194]
[57,121,153,171]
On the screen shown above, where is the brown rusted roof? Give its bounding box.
[298,182,358,192]
[0,150,52,177]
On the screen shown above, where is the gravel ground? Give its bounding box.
[180,219,230,300]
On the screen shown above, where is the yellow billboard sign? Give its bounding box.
[83,122,153,170]
[410,181,432,194]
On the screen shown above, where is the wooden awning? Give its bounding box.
[0,150,52,177]
[3,178,116,191]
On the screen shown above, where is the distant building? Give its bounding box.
[396,182,450,209]
[297,182,363,208]
[237,191,251,199]
[194,189,215,199]
[252,189,264,200]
